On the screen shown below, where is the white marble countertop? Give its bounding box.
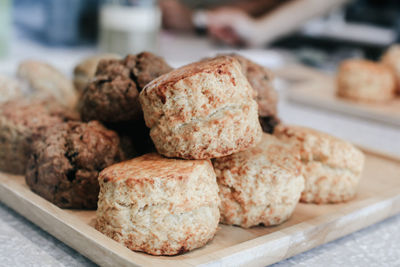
[0,32,399,267]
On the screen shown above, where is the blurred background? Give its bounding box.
[1,0,400,72]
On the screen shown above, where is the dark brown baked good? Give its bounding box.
[217,54,280,133]
[80,52,172,123]
[25,121,124,209]
[105,119,155,158]
[0,98,77,174]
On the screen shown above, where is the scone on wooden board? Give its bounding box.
[95,153,220,255]
[25,121,124,209]
[17,60,78,108]
[213,133,304,228]
[381,45,400,94]
[274,124,365,204]
[139,56,262,159]
[0,75,23,103]
[73,53,122,93]
[337,59,396,102]
[79,52,172,123]
[0,98,75,174]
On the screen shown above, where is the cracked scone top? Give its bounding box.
[95,153,220,255]
[139,56,262,159]
[213,133,304,228]
[274,124,365,204]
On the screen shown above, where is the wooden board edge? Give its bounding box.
[0,176,188,267]
[195,193,400,266]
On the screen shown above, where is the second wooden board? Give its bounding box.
[287,74,400,127]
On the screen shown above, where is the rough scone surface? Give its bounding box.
[274,124,365,204]
[213,133,304,228]
[139,56,262,159]
[25,121,124,209]
[95,153,220,255]
[80,52,172,123]
[0,99,75,174]
[337,59,396,102]
[17,60,78,108]
[73,53,121,93]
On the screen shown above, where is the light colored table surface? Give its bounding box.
[0,33,399,267]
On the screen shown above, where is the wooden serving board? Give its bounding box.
[1,148,400,267]
[287,73,400,127]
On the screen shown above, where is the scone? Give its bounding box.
[0,98,75,174]
[95,153,220,255]
[0,75,23,103]
[25,121,124,209]
[213,133,304,228]
[80,52,172,123]
[274,125,365,204]
[213,54,280,133]
[381,45,400,94]
[73,53,121,93]
[139,56,262,159]
[337,59,396,102]
[17,60,78,108]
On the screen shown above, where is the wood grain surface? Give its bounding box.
[0,149,400,267]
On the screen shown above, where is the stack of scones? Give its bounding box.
[0,52,365,256]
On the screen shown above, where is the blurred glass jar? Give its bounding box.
[100,0,161,55]
[0,0,11,58]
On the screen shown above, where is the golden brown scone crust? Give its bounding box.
[337,59,396,102]
[0,75,23,103]
[95,153,220,255]
[381,45,400,94]
[17,60,78,108]
[73,53,121,93]
[213,134,304,228]
[139,56,262,159]
[227,54,278,117]
[274,125,365,204]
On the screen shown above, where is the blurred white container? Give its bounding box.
[100,0,161,55]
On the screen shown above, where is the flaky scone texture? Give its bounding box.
[274,125,365,204]
[337,59,396,102]
[139,56,262,159]
[213,134,304,228]
[381,45,400,94]
[95,153,220,255]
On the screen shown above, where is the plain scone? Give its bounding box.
[381,45,400,94]
[337,59,396,102]
[95,153,220,255]
[274,125,365,204]
[213,133,304,228]
[139,56,262,159]
[17,60,78,108]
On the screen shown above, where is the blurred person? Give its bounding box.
[160,0,350,47]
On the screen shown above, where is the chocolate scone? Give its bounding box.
[0,98,77,174]
[80,52,172,123]
[25,121,124,209]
